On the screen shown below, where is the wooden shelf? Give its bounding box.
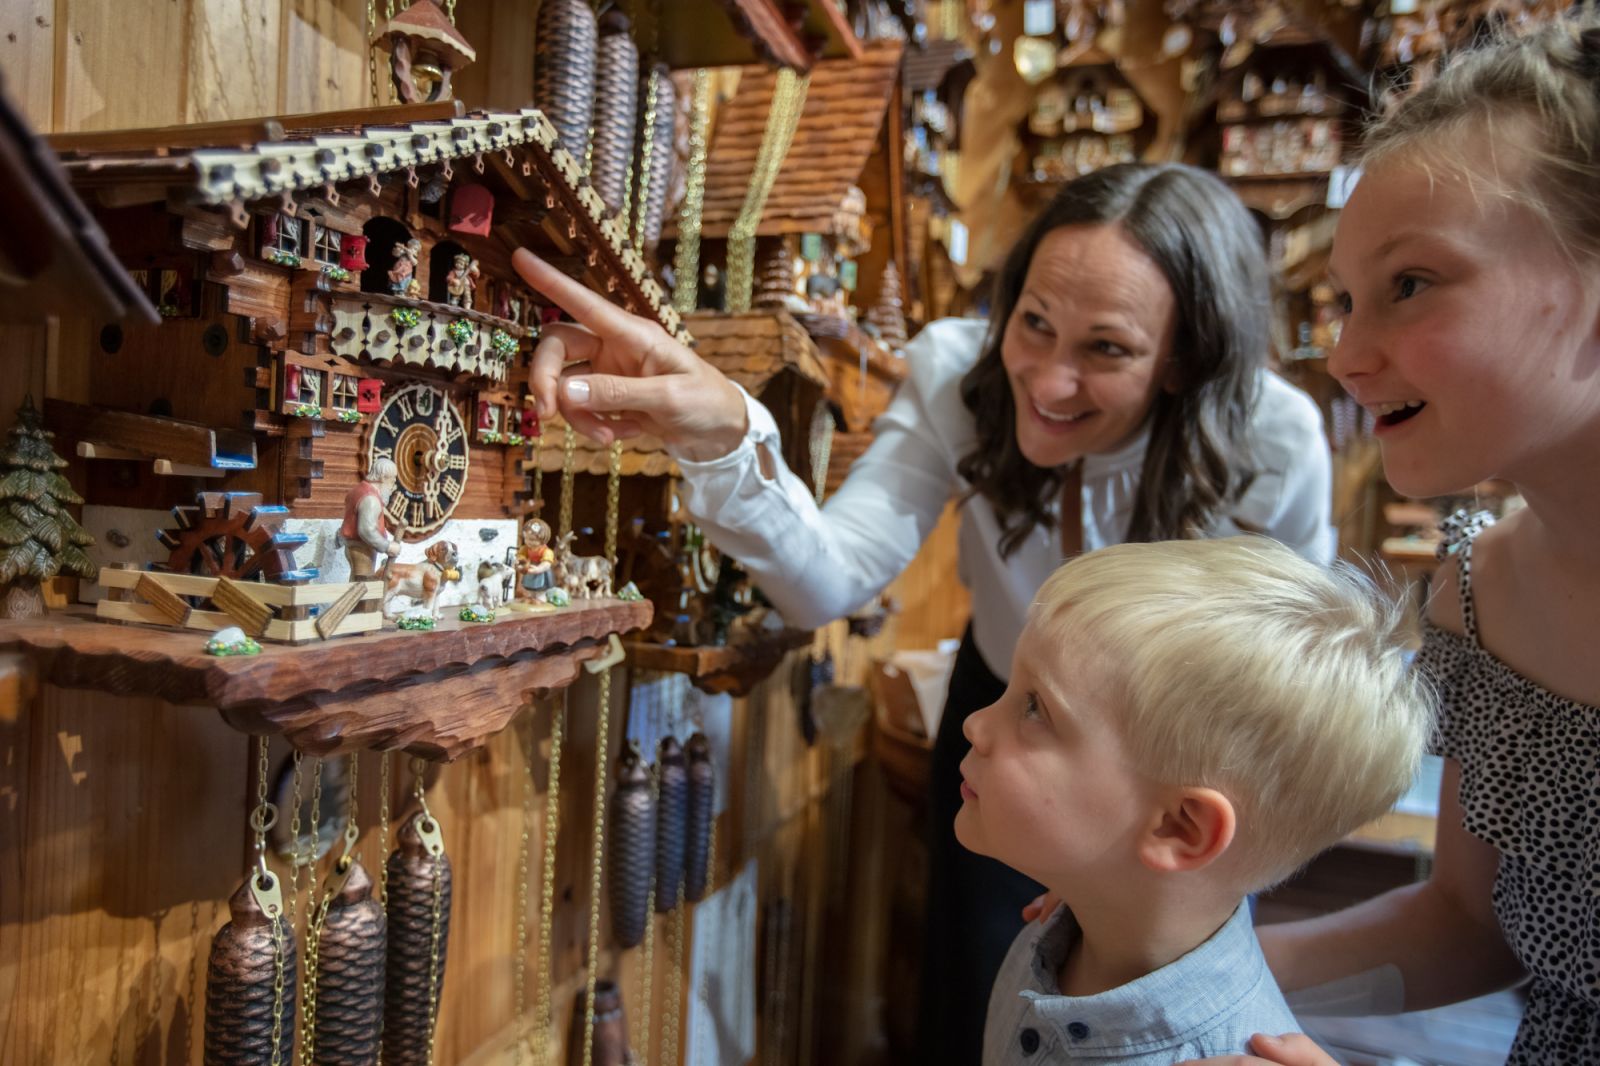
[0,599,651,759]
[626,627,813,697]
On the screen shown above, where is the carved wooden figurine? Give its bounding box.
[654,735,688,912]
[313,860,387,1066]
[205,873,298,1065]
[554,529,613,600]
[516,517,557,602]
[444,253,480,309]
[340,457,404,579]
[383,814,453,1066]
[607,742,657,948]
[382,540,460,620]
[388,239,422,298]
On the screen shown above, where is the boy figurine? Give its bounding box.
[963,537,1431,1065]
[339,458,404,578]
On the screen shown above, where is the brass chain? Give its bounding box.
[634,768,659,1061]
[530,423,545,516]
[531,696,566,1066]
[444,0,456,21]
[427,848,445,1066]
[512,716,535,1066]
[579,441,624,1066]
[559,424,577,539]
[288,752,305,933]
[663,887,686,1066]
[379,751,392,910]
[368,0,380,106]
[671,70,712,315]
[270,900,288,1066]
[726,70,809,312]
[299,758,326,1062]
[183,898,201,1062]
[632,70,662,251]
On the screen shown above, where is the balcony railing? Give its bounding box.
[328,290,527,386]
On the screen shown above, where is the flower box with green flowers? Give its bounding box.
[390,306,422,333]
[491,329,520,361]
[291,402,323,419]
[335,409,362,424]
[322,265,352,284]
[446,319,476,347]
[265,248,301,268]
[480,430,502,445]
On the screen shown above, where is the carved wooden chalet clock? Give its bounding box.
[367,382,469,537]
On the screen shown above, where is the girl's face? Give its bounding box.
[1001,224,1177,469]
[1328,156,1600,497]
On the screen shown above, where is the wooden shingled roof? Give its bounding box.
[685,40,903,240]
[529,309,827,477]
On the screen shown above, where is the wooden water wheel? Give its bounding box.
[157,492,308,583]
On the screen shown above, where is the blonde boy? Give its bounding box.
[958,536,1432,1065]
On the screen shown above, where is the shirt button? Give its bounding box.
[1019,1028,1041,1055]
[1067,1021,1091,1040]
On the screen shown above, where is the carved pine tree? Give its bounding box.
[0,396,95,620]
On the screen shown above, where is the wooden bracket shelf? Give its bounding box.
[0,599,651,760]
[626,627,813,697]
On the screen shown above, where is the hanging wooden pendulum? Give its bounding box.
[306,754,386,1066]
[683,733,715,902]
[206,736,297,1065]
[653,735,688,913]
[607,740,656,948]
[383,763,453,1066]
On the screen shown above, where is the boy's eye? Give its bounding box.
[1395,274,1427,301]
[1021,693,1043,721]
[1335,291,1353,315]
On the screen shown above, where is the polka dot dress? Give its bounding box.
[1416,528,1600,1064]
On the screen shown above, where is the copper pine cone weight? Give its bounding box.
[313,859,387,1065]
[533,0,598,160]
[607,742,657,948]
[205,871,298,1066]
[684,733,715,902]
[654,735,688,911]
[383,814,453,1066]
[591,10,639,216]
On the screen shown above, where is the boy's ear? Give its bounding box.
[1139,788,1236,874]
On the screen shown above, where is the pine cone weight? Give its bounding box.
[591,11,639,216]
[607,743,657,948]
[533,0,598,160]
[314,860,387,1065]
[654,735,688,912]
[205,874,298,1066]
[684,733,715,902]
[382,816,453,1066]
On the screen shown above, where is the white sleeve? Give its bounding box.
[1232,374,1336,566]
[670,347,962,630]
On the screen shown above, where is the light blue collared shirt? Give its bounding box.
[983,902,1299,1064]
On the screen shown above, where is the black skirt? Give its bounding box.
[915,627,1043,1066]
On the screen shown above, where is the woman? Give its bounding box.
[516,162,1333,1065]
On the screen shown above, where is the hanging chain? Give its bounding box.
[427,848,445,1066]
[247,737,289,1066]
[368,0,381,107]
[663,887,686,1066]
[512,715,535,1066]
[288,751,305,933]
[559,423,578,539]
[691,814,718,1060]
[671,70,713,315]
[580,441,625,1066]
[379,751,392,910]
[270,900,289,1066]
[531,696,566,1066]
[530,423,545,517]
[444,0,456,21]
[725,70,810,312]
[634,774,659,1061]
[632,71,662,251]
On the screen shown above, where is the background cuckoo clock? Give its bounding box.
[366,381,470,538]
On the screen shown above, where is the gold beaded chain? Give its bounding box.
[664,887,687,1066]
[367,0,380,106]
[531,696,566,1066]
[288,751,305,934]
[671,70,713,316]
[725,70,809,313]
[407,756,448,1066]
[579,440,625,1066]
[512,716,535,1066]
[559,423,578,540]
[379,751,392,911]
[632,71,662,251]
[249,737,289,1066]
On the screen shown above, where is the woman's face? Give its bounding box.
[1328,155,1600,497]
[1001,224,1178,470]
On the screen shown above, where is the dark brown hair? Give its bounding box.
[957,163,1269,556]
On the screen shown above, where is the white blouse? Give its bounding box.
[673,318,1334,680]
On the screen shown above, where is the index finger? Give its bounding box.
[512,248,636,338]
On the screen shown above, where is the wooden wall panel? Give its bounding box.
[0,0,55,132]
[279,0,370,116]
[56,0,191,132]
[296,430,514,522]
[188,0,282,123]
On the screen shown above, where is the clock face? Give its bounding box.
[367,382,470,538]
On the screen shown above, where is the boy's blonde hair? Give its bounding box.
[1032,537,1433,890]
[1361,14,1600,265]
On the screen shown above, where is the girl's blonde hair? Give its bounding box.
[1031,538,1434,890]
[1362,13,1600,264]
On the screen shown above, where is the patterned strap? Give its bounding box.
[1455,536,1481,647]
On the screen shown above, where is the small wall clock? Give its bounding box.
[367,381,470,537]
